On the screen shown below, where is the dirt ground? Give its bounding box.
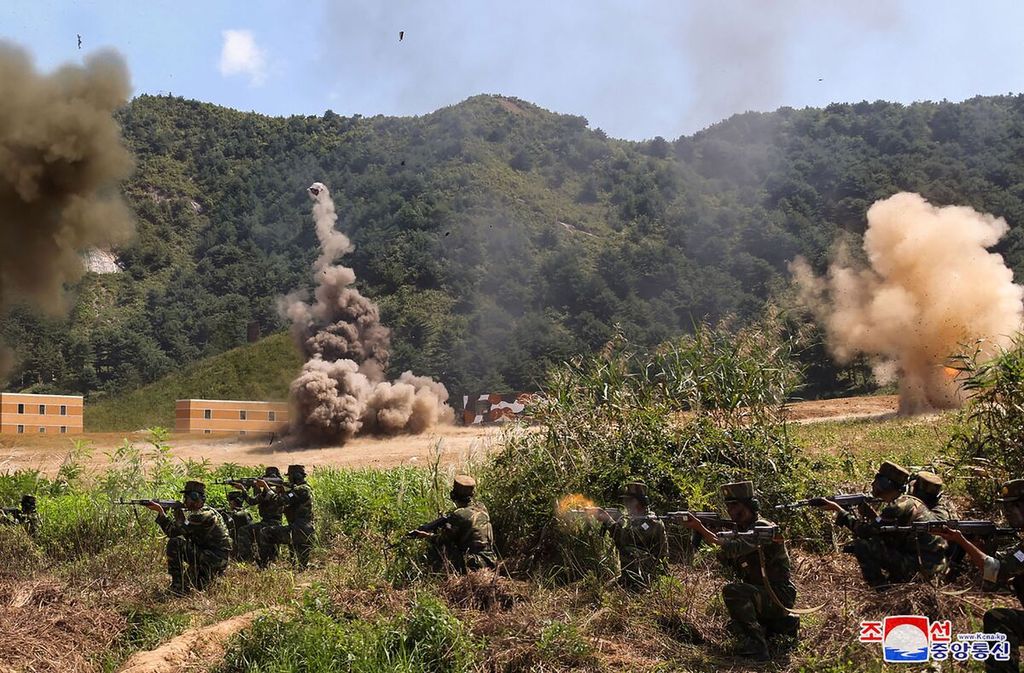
[0,395,899,476]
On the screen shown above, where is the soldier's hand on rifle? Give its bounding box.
[935,525,966,543]
[254,479,268,490]
[144,501,165,516]
[585,506,611,524]
[857,501,878,519]
[813,498,846,514]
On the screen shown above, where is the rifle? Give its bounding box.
[717,524,781,543]
[388,514,451,548]
[566,507,624,522]
[878,520,1022,536]
[115,499,184,510]
[662,510,737,531]
[775,493,876,511]
[214,477,286,489]
[1,506,25,523]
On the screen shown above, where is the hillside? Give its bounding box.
[84,332,301,431]
[6,93,1024,401]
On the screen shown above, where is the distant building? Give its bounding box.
[0,393,84,435]
[462,393,535,425]
[175,399,289,436]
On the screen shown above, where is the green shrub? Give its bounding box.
[536,620,597,668]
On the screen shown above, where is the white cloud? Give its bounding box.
[219,29,267,86]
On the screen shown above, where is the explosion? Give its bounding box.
[282,182,454,443]
[792,192,1024,414]
[0,43,134,375]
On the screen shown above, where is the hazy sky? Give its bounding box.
[3,1,1024,140]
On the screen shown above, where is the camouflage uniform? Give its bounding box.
[219,491,255,562]
[1,495,39,536]
[246,468,286,565]
[602,483,667,590]
[157,481,232,593]
[840,462,947,587]
[980,479,1024,673]
[258,465,315,569]
[717,482,799,658]
[426,475,497,574]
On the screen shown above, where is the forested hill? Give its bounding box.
[5,93,1024,400]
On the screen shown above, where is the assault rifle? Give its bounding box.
[115,498,184,510]
[388,514,451,548]
[567,507,624,522]
[717,524,781,543]
[662,511,737,531]
[215,476,287,489]
[878,520,1022,536]
[775,493,876,511]
[1,506,26,522]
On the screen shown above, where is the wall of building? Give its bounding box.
[0,393,84,435]
[175,399,290,435]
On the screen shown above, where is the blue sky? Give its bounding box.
[4,1,1024,140]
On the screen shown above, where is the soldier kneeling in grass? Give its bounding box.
[682,481,799,661]
[147,480,232,596]
[939,479,1024,673]
[408,475,497,574]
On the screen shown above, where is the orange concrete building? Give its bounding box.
[175,399,290,435]
[0,393,84,435]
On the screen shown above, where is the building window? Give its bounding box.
[38,427,45,433]
[268,411,276,422]
[17,425,24,433]
[239,430,246,436]
[17,403,23,414]
[204,409,212,420]
[239,410,247,420]
[60,405,67,416]
[60,426,67,433]
[39,404,45,414]
[204,429,211,435]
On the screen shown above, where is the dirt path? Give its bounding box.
[0,424,502,476]
[116,611,259,673]
[0,395,901,477]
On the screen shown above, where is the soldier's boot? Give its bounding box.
[984,608,1023,673]
[767,615,801,654]
[727,622,769,661]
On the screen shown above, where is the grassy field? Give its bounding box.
[84,332,302,432]
[2,410,1011,673]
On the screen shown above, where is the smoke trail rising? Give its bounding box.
[0,43,134,375]
[283,182,454,442]
[791,192,1024,414]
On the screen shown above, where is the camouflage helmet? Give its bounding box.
[913,471,943,496]
[996,479,1024,503]
[620,482,649,502]
[263,466,282,479]
[226,490,246,503]
[451,475,476,500]
[182,480,206,496]
[21,494,36,511]
[876,461,911,488]
[721,481,755,502]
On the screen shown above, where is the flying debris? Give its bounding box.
[77,34,82,49]
[399,31,404,42]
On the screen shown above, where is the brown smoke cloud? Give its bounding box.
[791,192,1024,414]
[283,182,454,443]
[0,43,134,375]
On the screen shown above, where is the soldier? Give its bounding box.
[218,490,255,562]
[586,481,667,590]
[683,481,798,661]
[912,471,953,521]
[815,460,947,589]
[409,475,496,574]
[939,479,1024,673]
[146,480,232,595]
[233,467,286,566]
[256,464,315,569]
[1,494,39,536]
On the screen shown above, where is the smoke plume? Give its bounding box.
[283,182,454,443]
[0,43,134,375]
[791,192,1024,414]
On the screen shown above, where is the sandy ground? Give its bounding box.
[0,395,899,476]
[116,611,260,673]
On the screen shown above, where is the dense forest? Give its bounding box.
[5,93,1024,401]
